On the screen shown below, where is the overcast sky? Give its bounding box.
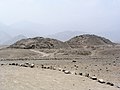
[0,0,120,34]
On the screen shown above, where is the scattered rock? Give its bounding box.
[72,60,76,62]
[41,64,44,68]
[25,62,30,65]
[11,63,15,65]
[1,64,4,66]
[90,76,97,80]
[84,73,89,77]
[9,63,12,65]
[62,69,66,72]
[19,64,22,67]
[30,64,35,68]
[79,73,83,76]
[116,85,120,88]
[106,82,114,86]
[23,64,29,67]
[58,68,62,71]
[52,67,56,70]
[85,67,87,69]
[113,61,115,63]
[74,65,78,68]
[15,63,18,66]
[46,66,50,69]
[75,72,77,75]
[64,70,71,74]
[98,79,105,84]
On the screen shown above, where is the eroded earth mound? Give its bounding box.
[66,34,114,48]
[9,37,69,49]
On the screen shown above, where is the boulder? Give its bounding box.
[58,68,62,71]
[90,76,97,80]
[106,82,114,86]
[64,70,71,74]
[98,79,105,84]
[79,73,83,76]
[30,64,35,68]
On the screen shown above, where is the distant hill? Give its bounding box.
[10,21,48,37]
[9,34,114,49]
[96,31,120,43]
[66,34,114,48]
[47,31,85,41]
[9,37,69,49]
[3,35,27,45]
[0,31,12,45]
[0,22,120,43]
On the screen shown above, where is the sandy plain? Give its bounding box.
[0,45,120,90]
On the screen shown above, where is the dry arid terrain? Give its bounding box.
[0,35,120,90]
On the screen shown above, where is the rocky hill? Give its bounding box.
[9,37,69,49]
[9,34,114,49]
[66,34,114,48]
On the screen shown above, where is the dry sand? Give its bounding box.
[0,46,120,90]
[0,66,119,90]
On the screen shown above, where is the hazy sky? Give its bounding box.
[0,0,120,33]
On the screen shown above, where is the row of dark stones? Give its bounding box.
[1,63,35,68]
[1,63,120,88]
[41,65,120,89]
[0,58,73,61]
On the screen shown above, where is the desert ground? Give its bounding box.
[0,45,120,90]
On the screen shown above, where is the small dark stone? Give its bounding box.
[90,76,97,80]
[72,60,76,62]
[41,65,44,68]
[12,63,15,65]
[113,61,115,63]
[64,70,71,74]
[30,64,35,68]
[85,73,89,77]
[1,64,4,66]
[116,85,120,88]
[85,67,87,69]
[79,73,83,76]
[9,63,12,65]
[75,72,77,75]
[106,82,114,86]
[47,67,50,69]
[15,63,18,66]
[98,79,105,84]
[24,64,28,67]
[62,70,65,72]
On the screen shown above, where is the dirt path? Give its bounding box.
[30,49,59,58]
[30,49,50,57]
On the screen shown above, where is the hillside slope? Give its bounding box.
[66,34,114,48]
[9,37,69,49]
